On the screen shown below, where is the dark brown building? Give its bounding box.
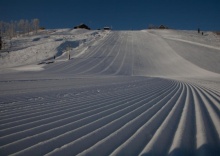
[159,25,168,29]
[74,24,90,30]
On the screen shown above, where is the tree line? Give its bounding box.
[0,19,40,39]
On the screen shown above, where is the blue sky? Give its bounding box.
[1,0,220,30]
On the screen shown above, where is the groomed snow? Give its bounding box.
[0,29,109,69]
[0,29,219,156]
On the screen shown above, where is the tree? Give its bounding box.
[24,19,30,35]
[8,21,15,39]
[0,21,4,36]
[32,18,39,34]
[148,24,158,29]
[18,19,25,35]
[0,18,40,37]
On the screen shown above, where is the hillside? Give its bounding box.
[0,29,220,156]
[0,29,108,69]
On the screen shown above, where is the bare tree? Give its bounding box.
[18,19,25,35]
[8,21,15,39]
[0,19,40,37]
[0,21,5,37]
[0,21,10,37]
[148,24,158,29]
[0,21,3,36]
[25,19,30,35]
[32,18,39,34]
[148,24,154,29]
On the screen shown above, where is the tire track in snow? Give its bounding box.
[76,32,124,75]
[98,32,127,75]
[0,79,171,144]
[57,32,118,74]
[44,80,180,155]
[0,78,220,155]
[190,84,220,155]
[139,83,187,155]
[0,78,156,124]
[43,32,114,73]
[0,79,163,132]
[49,32,117,74]
[113,32,130,75]
[168,85,196,156]
[0,77,144,119]
[110,82,183,156]
[0,79,174,154]
[0,78,219,156]
[55,82,182,156]
[1,31,220,156]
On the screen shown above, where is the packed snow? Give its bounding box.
[0,29,109,69]
[0,28,220,156]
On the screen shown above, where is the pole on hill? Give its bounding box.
[0,36,2,50]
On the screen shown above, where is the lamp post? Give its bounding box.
[0,36,2,50]
[66,45,71,60]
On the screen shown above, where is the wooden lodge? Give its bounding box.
[74,24,90,30]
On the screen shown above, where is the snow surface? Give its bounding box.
[0,29,220,156]
[0,29,108,69]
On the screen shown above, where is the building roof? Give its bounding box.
[74,24,90,30]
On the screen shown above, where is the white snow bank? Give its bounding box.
[0,29,108,69]
[12,64,45,71]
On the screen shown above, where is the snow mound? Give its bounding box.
[0,29,109,69]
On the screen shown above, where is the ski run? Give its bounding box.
[0,29,220,156]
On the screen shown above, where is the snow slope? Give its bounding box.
[0,29,220,156]
[0,29,108,69]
